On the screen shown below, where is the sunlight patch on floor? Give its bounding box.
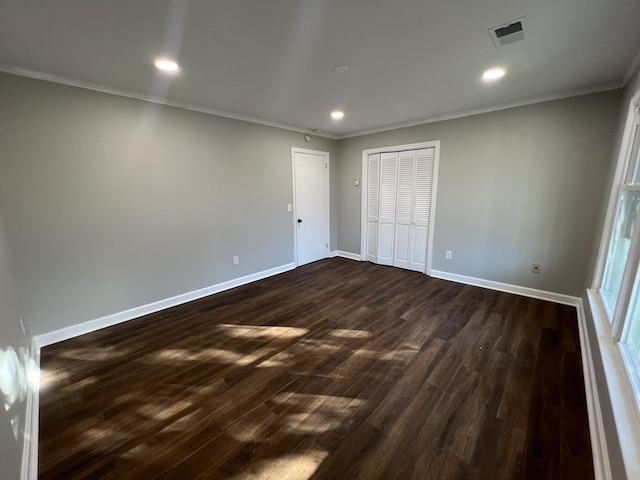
[284,412,345,434]
[38,368,69,392]
[82,423,130,448]
[351,348,419,363]
[58,346,130,361]
[137,399,192,421]
[381,349,419,362]
[153,347,267,365]
[294,338,340,354]
[257,351,293,368]
[271,392,365,413]
[329,328,371,338]
[63,376,97,393]
[226,407,277,442]
[217,324,308,339]
[276,393,365,435]
[227,450,328,480]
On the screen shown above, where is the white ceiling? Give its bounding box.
[1,0,639,137]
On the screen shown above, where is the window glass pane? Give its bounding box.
[621,267,640,394]
[601,190,640,318]
[631,124,640,184]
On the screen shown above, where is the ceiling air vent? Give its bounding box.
[489,17,525,47]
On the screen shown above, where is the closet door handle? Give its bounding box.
[297,219,302,223]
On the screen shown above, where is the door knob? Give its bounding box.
[297,219,302,223]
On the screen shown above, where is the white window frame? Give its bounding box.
[590,88,640,479]
[604,111,640,340]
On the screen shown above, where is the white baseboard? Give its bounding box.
[35,262,296,347]
[576,299,611,480]
[429,269,581,306]
[21,339,40,480]
[329,250,362,261]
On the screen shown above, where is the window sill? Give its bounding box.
[587,288,640,479]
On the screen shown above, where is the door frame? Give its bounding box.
[291,147,330,267]
[360,141,441,275]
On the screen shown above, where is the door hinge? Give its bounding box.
[325,163,328,168]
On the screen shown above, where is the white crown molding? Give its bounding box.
[1,64,625,143]
[338,82,623,139]
[34,262,296,347]
[429,269,582,306]
[0,64,339,140]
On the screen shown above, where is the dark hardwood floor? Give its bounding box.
[38,258,594,479]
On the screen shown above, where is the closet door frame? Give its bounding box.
[360,141,441,275]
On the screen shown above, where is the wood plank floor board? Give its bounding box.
[39,258,594,479]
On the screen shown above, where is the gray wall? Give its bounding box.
[0,73,338,335]
[0,209,30,480]
[337,90,622,296]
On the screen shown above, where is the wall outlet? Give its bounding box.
[531,263,541,273]
[445,250,452,260]
[233,256,239,266]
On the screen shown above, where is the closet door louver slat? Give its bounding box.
[376,152,398,266]
[366,154,380,262]
[393,150,415,269]
[409,148,434,272]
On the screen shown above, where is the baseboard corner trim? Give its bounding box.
[35,262,297,347]
[428,270,581,307]
[334,251,362,261]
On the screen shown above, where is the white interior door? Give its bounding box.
[366,154,380,262]
[377,152,398,266]
[409,148,434,272]
[293,149,329,266]
[393,150,415,269]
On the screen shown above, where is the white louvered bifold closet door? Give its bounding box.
[409,148,435,272]
[376,152,398,266]
[366,154,380,262]
[393,150,416,269]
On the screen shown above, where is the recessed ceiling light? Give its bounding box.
[333,65,350,74]
[331,110,345,120]
[154,58,179,73]
[482,67,506,81]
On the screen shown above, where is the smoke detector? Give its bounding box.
[489,17,525,47]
